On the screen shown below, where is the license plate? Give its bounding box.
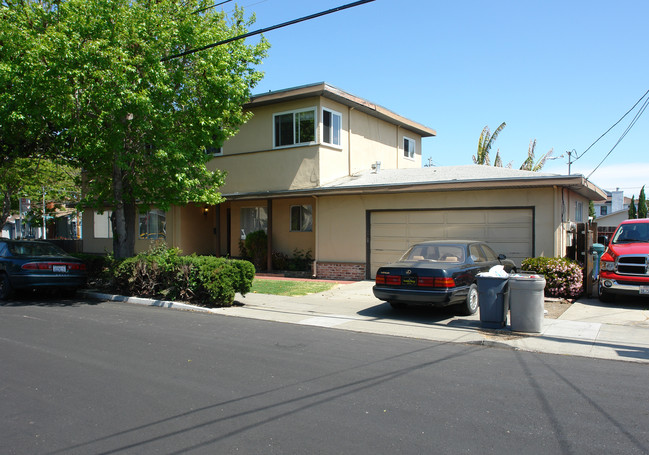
[640,286,649,295]
[52,265,67,273]
[402,276,417,286]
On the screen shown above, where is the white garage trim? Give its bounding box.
[367,207,535,278]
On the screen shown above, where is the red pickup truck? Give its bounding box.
[599,218,649,302]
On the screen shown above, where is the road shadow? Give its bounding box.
[0,289,101,307]
[358,301,471,326]
[577,295,649,310]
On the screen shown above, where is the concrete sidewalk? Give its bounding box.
[84,280,649,364]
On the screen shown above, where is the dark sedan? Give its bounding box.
[0,239,87,299]
[372,240,516,315]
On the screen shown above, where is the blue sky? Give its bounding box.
[226,0,648,197]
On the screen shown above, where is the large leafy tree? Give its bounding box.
[2,0,268,257]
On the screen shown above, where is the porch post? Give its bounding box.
[267,199,273,271]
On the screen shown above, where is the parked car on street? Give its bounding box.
[0,239,87,299]
[372,240,516,315]
[598,219,649,302]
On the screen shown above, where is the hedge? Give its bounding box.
[521,256,584,299]
[111,245,255,307]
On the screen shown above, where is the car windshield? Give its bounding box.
[7,242,68,257]
[612,224,649,244]
[400,244,465,263]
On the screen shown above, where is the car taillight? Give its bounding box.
[434,277,456,288]
[21,262,86,271]
[417,277,456,288]
[376,274,402,285]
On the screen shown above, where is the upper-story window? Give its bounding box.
[403,136,416,159]
[600,206,608,216]
[274,108,316,148]
[205,146,222,157]
[322,108,342,147]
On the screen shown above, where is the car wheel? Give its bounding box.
[598,282,614,303]
[459,283,479,315]
[389,301,407,310]
[0,273,12,300]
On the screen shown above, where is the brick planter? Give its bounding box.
[315,262,366,281]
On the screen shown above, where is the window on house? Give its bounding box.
[290,205,313,232]
[274,108,316,147]
[575,201,583,223]
[322,108,342,146]
[601,206,608,216]
[94,211,113,238]
[241,207,268,239]
[205,145,222,156]
[139,209,166,240]
[403,136,416,159]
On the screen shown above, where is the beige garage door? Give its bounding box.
[369,208,533,276]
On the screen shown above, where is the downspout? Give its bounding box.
[348,107,354,176]
[312,195,319,278]
[396,125,400,168]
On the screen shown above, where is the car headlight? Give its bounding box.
[600,260,616,272]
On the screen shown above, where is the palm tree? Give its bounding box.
[520,139,554,172]
[474,122,506,166]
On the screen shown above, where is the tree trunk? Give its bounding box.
[1,191,11,234]
[111,161,136,259]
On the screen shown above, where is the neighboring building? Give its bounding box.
[594,189,632,241]
[82,82,607,280]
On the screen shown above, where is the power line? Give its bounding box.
[572,88,649,164]
[588,94,649,179]
[192,1,234,15]
[161,0,376,61]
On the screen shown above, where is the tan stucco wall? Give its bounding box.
[219,198,315,259]
[315,187,586,265]
[208,95,425,193]
[176,203,217,255]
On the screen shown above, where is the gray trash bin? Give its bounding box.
[509,274,546,333]
[477,276,509,328]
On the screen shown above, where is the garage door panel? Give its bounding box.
[407,224,448,238]
[488,210,532,224]
[372,224,408,238]
[372,212,408,223]
[446,211,487,224]
[406,212,444,224]
[370,208,533,276]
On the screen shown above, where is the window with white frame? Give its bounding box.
[322,108,342,146]
[403,136,416,159]
[139,209,166,240]
[290,205,313,232]
[274,108,316,147]
[575,201,583,223]
[94,211,113,238]
[240,207,268,239]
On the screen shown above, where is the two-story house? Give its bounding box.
[83,82,606,280]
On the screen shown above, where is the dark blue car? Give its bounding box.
[373,240,516,315]
[0,240,87,299]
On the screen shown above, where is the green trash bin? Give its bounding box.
[509,274,546,333]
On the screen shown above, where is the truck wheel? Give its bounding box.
[598,282,614,303]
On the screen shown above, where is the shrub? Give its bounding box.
[111,245,255,307]
[521,256,584,299]
[288,248,313,272]
[244,230,267,271]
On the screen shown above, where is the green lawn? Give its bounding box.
[250,279,337,296]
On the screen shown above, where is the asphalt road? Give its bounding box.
[1,295,648,455]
